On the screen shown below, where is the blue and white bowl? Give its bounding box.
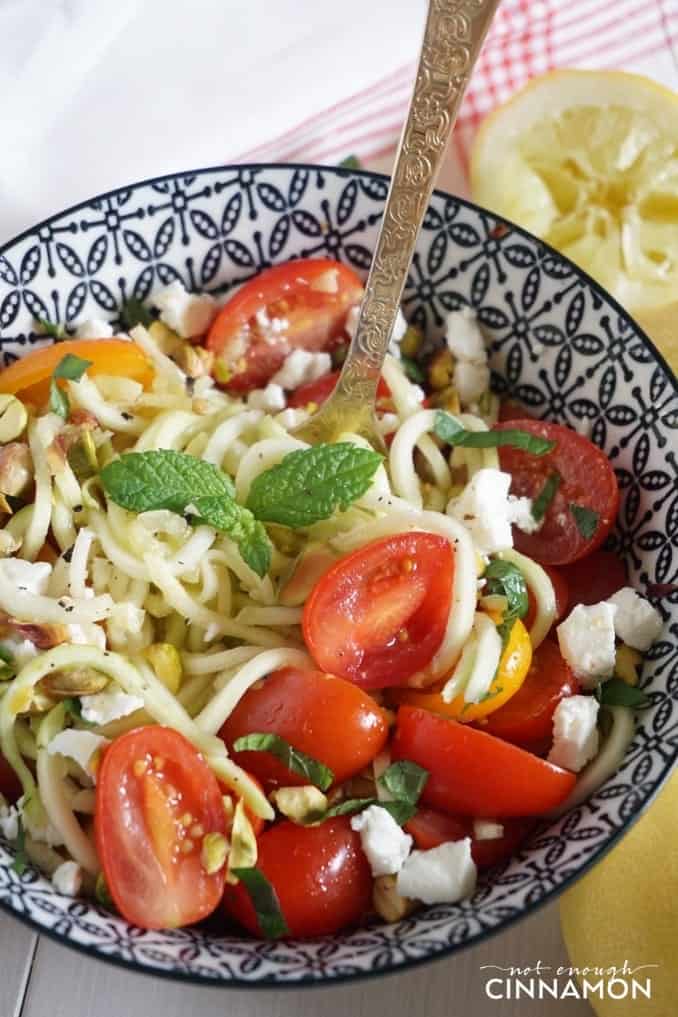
[0,164,676,985]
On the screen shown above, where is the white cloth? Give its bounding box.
[0,0,424,242]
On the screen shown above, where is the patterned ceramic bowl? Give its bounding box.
[0,165,676,986]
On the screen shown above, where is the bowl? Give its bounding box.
[0,163,676,986]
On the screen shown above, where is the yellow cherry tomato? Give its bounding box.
[390,618,532,723]
[0,339,154,406]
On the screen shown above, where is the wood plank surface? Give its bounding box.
[0,911,37,1017]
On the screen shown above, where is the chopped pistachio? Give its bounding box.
[201,831,229,875]
[148,320,182,355]
[67,429,99,480]
[175,344,214,379]
[0,395,28,443]
[226,799,257,883]
[615,644,642,686]
[0,443,32,497]
[428,385,461,415]
[39,668,109,699]
[428,348,455,390]
[212,359,232,385]
[144,643,183,695]
[372,874,417,923]
[399,326,423,358]
[270,785,328,824]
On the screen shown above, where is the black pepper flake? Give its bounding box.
[73,505,83,513]
[62,546,75,563]
[185,377,196,395]
[65,606,75,613]
[58,599,68,607]
[121,412,133,421]
[18,586,27,592]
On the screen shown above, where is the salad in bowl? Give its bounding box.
[0,253,664,941]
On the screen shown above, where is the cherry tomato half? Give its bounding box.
[392,706,576,817]
[480,639,580,752]
[495,419,619,565]
[95,726,227,930]
[405,808,535,869]
[287,369,391,409]
[302,533,454,689]
[220,667,388,788]
[206,258,363,392]
[222,818,372,938]
[389,617,532,723]
[0,339,153,407]
[0,752,21,804]
[558,550,627,608]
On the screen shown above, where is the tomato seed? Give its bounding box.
[133,759,148,777]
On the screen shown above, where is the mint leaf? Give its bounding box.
[401,356,425,384]
[246,443,382,528]
[378,761,428,804]
[100,450,235,514]
[190,496,271,578]
[230,867,288,939]
[11,818,28,876]
[50,353,92,419]
[434,411,555,456]
[36,317,66,340]
[233,733,333,790]
[120,297,154,330]
[324,797,375,819]
[570,503,599,541]
[531,472,561,523]
[484,559,529,645]
[339,155,362,170]
[595,678,649,709]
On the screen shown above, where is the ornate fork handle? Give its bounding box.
[336,0,499,400]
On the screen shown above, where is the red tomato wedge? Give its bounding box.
[0,339,154,407]
[524,564,569,631]
[0,752,21,804]
[287,369,390,409]
[495,419,619,565]
[302,533,454,689]
[220,667,388,789]
[206,258,363,392]
[558,550,627,608]
[480,639,580,752]
[95,727,227,930]
[392,706,576,816]
[405,808,535,869]
[222,818,372,938]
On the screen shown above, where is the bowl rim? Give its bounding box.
[0,161,676,989]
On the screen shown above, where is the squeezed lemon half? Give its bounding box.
[471,70,678,312]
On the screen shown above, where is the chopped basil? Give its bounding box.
[434,411,555,456]
[531,472,561,523]
[378,761,428,804]
[595,678,650,709]
[484,558,529,644]
[120,297,154,330]
[339,155,362,170]
[569,503,599,541]
[400,356,425,384]
[36,317,66,340]
[233,733,334,791]
[50,353,92,419]
[230,867,289,939]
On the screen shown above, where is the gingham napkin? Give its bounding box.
[242,0,678,194]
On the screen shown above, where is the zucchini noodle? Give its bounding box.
[23,416,59,560]
[498,547,556,650]
[389,409,451,508]
[70,374,145,434]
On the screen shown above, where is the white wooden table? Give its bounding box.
[1,902,594,1017]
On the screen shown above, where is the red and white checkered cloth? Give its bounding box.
[240,0,678,194]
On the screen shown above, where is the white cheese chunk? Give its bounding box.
[52,860,83,896]
[547,694,600,772]
[275,407,309,430]
[447,468,514,555]
[0,635,39,670]
[47,730,110,781]
[396,837,477,905]
[153,281,216,338]
[351,805,413,877]
[271,349,332,390]
[507,495,541,534]
[0,799,20,840]
[607,587,663,651]
[0,558,52,596]
[247,383,287,413]
[472,819,504,841]
[74,318,114,339]
[453,359,490,405]
[445,307,487,362]
[557,602,617,688]
[80,688,144,726]
[67,623,107,651]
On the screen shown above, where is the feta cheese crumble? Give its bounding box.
[0,557,52,596]
[507,495,541,534]
[547,694,600,773]
[396,837,477,905]
[47,730,110,781]
[75,318,115,339]
[153,281,216,339]
[557,602,617,688]
[608,587,663,651]
[80,689,144,726]
[0,798,20,840]
[447,468,514,555]
[52,860,83,896]
[445,307,490,406]
[247,383,287,413]
[271,349,332,389]
[351,805,413,877]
